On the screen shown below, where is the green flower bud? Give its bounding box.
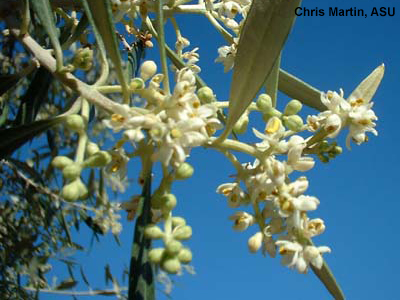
[73,47,93,71]
[161,257,181,274]
[256,94,272,112]
[284,99,302,116]
[319,140,330,152]
[149,248,165,264]
[318,154,329,163]
[197,86,215,103]
[52,156,74,169]
[178,248,193,264]
[130,78,144,91]
[86,142,100,156]
[62,163,82,181]
[233,114,249,135]
[333,145,343,155]
[144,225,164,239]
[77,179,89,199]
[165,240,183,255]
[61,180,81,202]
[83,151,112,167]
[162,194,177,211]
[172,225,192,240]
[175,163,194,180]
[65,115,85,133]
[172,217,186,227]
[283,115,304,132]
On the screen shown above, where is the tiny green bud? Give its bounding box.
[283,115,304,132]
[161,257,181,274]
[149,248,165,264]
[177,248,193,264]
[256,94,272,112]
[318,154,329,163]
[61,180,81,202]
[233,114,249,135]
[172,225,192,240]
[130,78,144,91]
[284,99,302,116]
[319,140,330,152]
[65,115,85,133]
[165,240,183,255]
[144,225,164,239]
[172,217,186,227]
[52,156,74,169]
[62,163,82,181]
[73,47,93,71]
[86,142,100,156]
[77,179,89,199]
[333,145,343,155]
[197,86,215,103]
[175,163,194,180]
[162,193,177,211]
[83,151,112,167]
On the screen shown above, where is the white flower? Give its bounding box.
[276,240,307,273]
[253,117,288,153]
[219,1,242,19]
[216,182,246,208]
[215,44,236,72]
[228,211,255,231]
[303,245,331,269]
[286,135,315,172]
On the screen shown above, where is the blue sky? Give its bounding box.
[42,0,400,299]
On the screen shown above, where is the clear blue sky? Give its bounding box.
[43,0,400,299]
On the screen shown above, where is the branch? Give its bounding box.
[6,17,119,114]
[24,286,128,296]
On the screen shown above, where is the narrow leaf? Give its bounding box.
[221,0,301,140]
[311,263,345,300]
[128,172,155,300]
[349,64,385,102]
[265,53,281,107]
[83,0,130,103]
[0,116,66,159]
[0,74,22,96]
[80,266,90,286]
[278,69,326,111]
[30,0,63,70]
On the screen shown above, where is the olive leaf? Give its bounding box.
[220,0,301,141]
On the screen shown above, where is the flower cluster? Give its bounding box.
[216,65,383,273]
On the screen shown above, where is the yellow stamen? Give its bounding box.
[171,128,182,139]
[265,118,281,134]
[111,114,125,123]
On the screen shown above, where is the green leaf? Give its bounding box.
[221,0,301,140]
[80,266,90,286]
[311,263,345,300]
[278,69,326,111]
[30,0,63,70]
[82,0,130,103]
[348,64,385,102]
[0,75,22,97]
[62,13,89,50]
[14,67,53,126]
[265,53,281,107]
[128,172,155,300]
[0,116,66,159]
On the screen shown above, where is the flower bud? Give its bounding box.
[306,218,326,237]
[233,114,249,135]
[324,114,342,137]
[165,240,183,255]
[283,115,304,132]
[172,217,186,227]
[86,142,100,156]
[332,145,342,155]
[83,151,112,167]
[62,163,82,181]
[162,194,177,211]
[319,140,330,152]
[262,108,282,121]
[73,47,93,71]
[161,257,181,274]
[197,86,215,103]
[65,115,85,133]
[140,60,157,81]
[175,163,194,180]
[172,225,192,240]
[61,180,81,202]
[52,156,73,169]
[178,248,193,264]
[130,78,144,91]
[256,94,272,112]
[144,225,164,239]
[284,99,302,116]
[149,248,165,264]
[248,232,263,253]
